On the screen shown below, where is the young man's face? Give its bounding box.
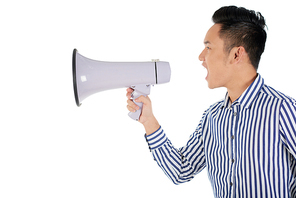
[199,24,234,89]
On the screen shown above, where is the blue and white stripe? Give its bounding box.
[145,74,296,198]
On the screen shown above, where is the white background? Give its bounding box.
[1,0,295,197]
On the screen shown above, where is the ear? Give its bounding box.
[230,46,246,64]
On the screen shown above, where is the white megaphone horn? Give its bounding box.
[72,49,171,121]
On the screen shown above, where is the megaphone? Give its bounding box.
[72,49,171,121]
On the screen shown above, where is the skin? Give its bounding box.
[127,23,257,135]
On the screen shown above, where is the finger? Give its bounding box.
[126,87,134,92]
[126,92,132,99]
[127,99,140,111]
[127,103,139,112]
[127,105,136,113]
[126,88,134,99]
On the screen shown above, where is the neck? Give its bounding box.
[227,71,257,103]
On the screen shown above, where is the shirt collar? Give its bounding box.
[221,73,264,109]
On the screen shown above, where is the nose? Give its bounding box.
[199,48,206,62]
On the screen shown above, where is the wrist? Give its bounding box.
[142,116,160,136]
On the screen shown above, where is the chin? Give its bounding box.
[208,84,216,89]
[207,81,220,89]
[206,80,215,89]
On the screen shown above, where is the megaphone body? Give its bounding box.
[72,49,171,121]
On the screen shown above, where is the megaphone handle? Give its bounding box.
[128,84,151,121]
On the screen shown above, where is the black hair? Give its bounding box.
[212,6,267,70]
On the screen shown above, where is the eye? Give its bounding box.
[206,46,210,50]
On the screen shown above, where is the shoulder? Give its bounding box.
[205,99,224,114]
[261,84,296,105]
[260,84,296,117]
[200,99,225,123]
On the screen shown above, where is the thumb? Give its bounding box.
[135,95,150,105]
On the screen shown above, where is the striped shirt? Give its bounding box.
[145,74,296,198]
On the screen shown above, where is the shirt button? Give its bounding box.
[231,135,234,139]
[230,182,233,186]
[233,112,237,116]
[232,159,235,163]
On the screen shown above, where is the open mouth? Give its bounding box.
[202,63,208,80]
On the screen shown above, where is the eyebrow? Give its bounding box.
[204,41,211,45]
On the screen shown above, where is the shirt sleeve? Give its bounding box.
[145,112,207,185]
[279,98,296,159]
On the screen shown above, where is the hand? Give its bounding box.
[126,88,160,135]
[126,88,153,124]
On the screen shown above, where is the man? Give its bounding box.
[127,6,296,198]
